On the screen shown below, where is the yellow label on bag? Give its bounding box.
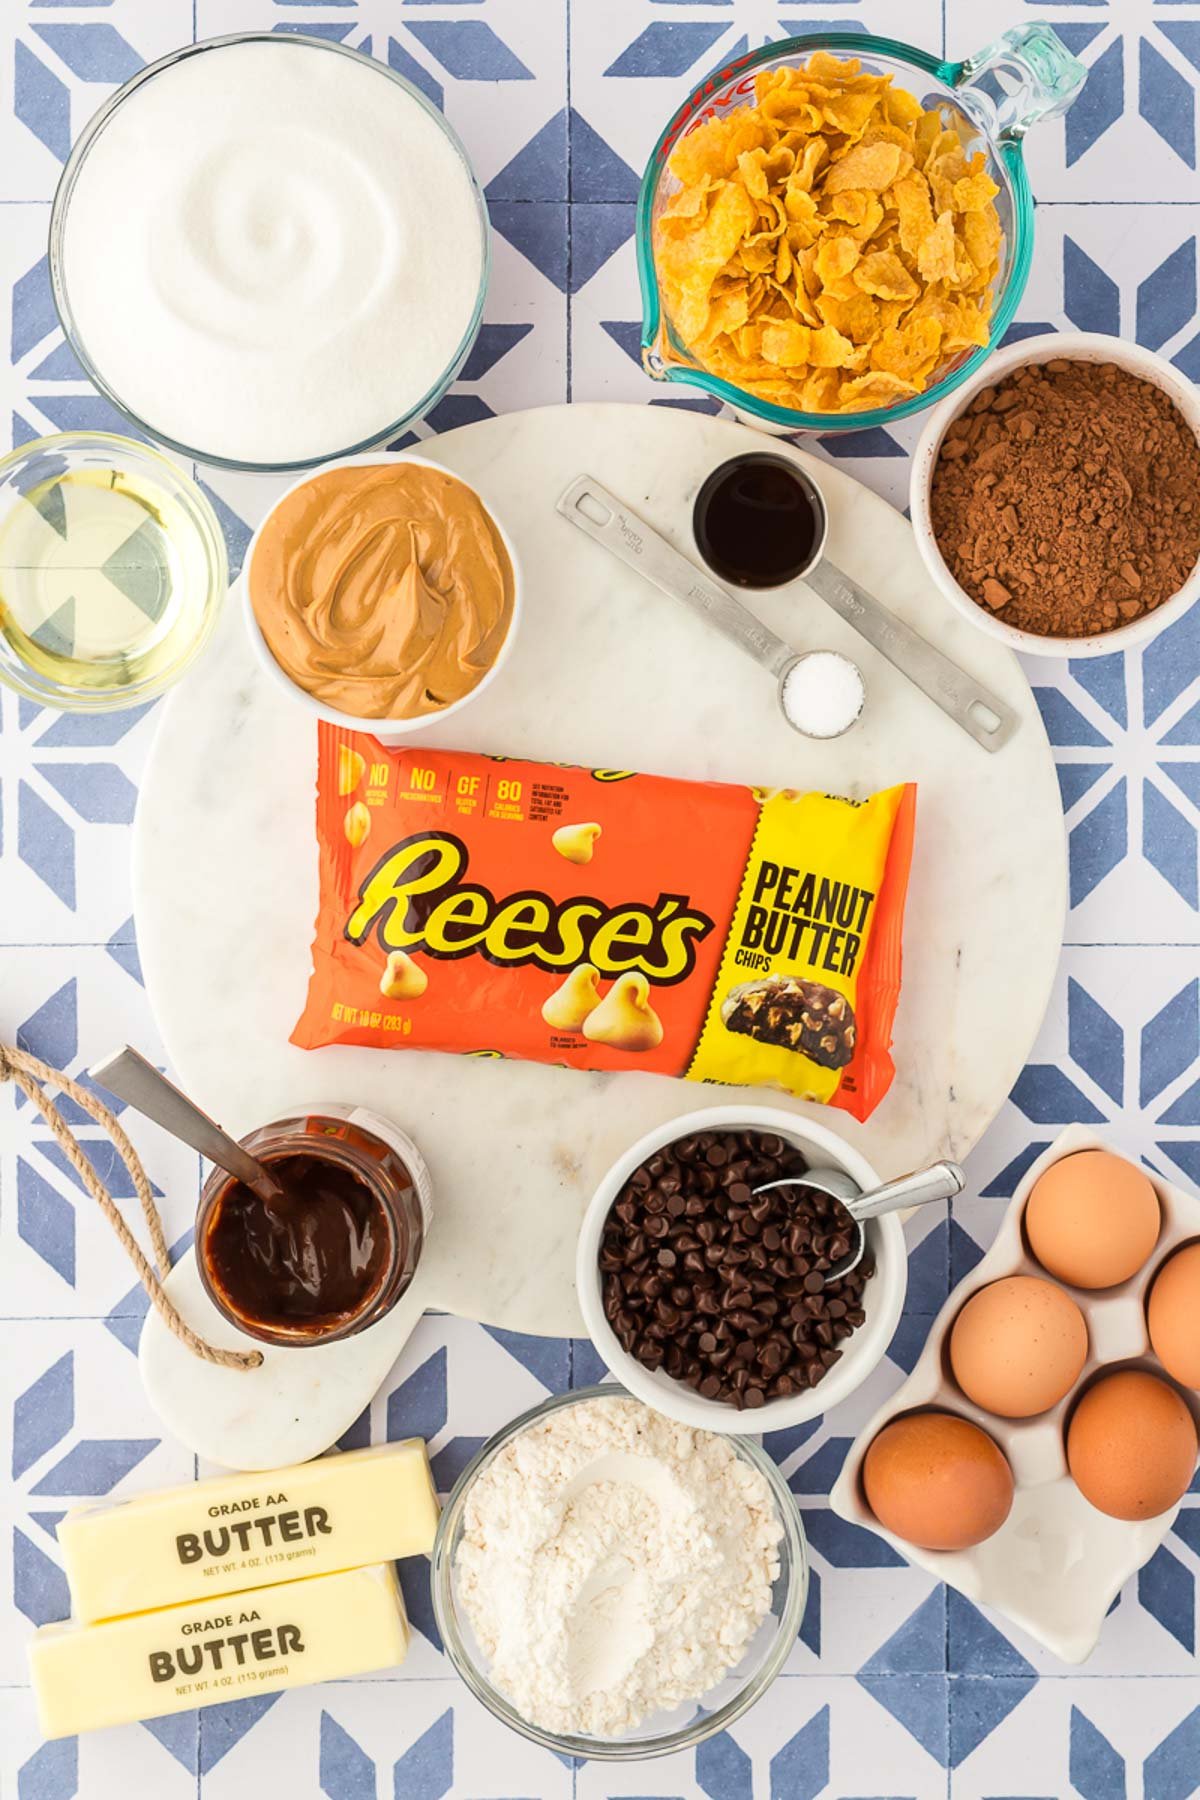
[687,786,907,1101]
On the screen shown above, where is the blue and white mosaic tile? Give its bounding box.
[4,2,1200,1796]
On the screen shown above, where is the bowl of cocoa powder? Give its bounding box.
[910,332,1200,657]
[576,1105,908,1433]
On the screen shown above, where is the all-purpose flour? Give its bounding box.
[454,1396,783,1737]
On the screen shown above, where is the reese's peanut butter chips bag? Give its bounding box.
[294,728,917,1120]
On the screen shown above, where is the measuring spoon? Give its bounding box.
[560,473,827,738]
[754,1158,965,1281]
[557,470,1016,752]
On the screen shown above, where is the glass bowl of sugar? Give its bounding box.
[48,33,489,472]
[430,1384,807,1760]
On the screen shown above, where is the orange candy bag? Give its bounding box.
[293,728,916,1121]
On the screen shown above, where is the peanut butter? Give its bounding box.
[249,463,515,719]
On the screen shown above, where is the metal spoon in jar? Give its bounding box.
[89,1046,286,1208]
[753,1159,965,1282]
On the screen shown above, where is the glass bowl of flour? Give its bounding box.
[48,34,489,472]
[430,1385,807,1758]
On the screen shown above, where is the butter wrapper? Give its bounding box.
[59,1439,437,1625]
[31,1564,407,1738]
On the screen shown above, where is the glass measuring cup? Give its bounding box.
[637,23,1085,434]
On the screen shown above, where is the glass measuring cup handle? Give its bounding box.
[950,22,1086,142]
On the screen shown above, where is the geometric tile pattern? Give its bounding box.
[3,3,1200,1796]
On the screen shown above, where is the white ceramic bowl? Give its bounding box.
[909,331,1200,659]
[576,1104,907,1434]
[241,450,522,739]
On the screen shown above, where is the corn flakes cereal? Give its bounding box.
[653,52,1003,414]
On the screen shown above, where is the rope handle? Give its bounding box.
[0,1044,262,1372]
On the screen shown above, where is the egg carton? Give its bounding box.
[829,1124,1200,1663]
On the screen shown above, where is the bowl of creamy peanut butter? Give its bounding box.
[243,454,519,733]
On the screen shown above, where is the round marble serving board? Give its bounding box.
[133,403,1064,1461]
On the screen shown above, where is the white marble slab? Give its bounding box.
[134,403,1066,1352]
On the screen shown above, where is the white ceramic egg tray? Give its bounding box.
[830,1123,1200,1664]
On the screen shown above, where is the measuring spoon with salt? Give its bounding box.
[557,468,1016,752]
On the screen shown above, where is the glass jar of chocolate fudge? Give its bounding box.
[195,1105,431,1347]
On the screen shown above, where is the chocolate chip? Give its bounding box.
[599,1128,867,1410]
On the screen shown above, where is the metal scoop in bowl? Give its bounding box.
[753,1159,965,1282]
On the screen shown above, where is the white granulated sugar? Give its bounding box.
[454,1396,783,1738]
[60,40,483,465]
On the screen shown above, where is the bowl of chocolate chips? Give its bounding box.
[577,1106,907,1432]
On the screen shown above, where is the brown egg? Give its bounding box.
[1026,1150,1160,1289]
[950,1275,1088,1418]
[862,1411,1014,1551]
[1148,1243,1200,1388]
[1067,1369,1198,1521]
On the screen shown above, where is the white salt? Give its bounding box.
[781,651,865,738]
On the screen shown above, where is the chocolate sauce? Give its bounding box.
[692,453,823,589]
[203,1152,394,1337]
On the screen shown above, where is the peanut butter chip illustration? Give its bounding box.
[582,972,664,1052]
[338,746,366,796]
[541,963,601,1032]
[343,802,371,848]
[379,950,428,1001]
[552,821,601,865]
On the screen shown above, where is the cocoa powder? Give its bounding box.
[929,358,1200,638]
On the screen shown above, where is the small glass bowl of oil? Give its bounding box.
[0,431,227,710]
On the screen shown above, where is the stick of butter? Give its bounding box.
[30,1563,408,1738]
[59,1439,438,1624]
